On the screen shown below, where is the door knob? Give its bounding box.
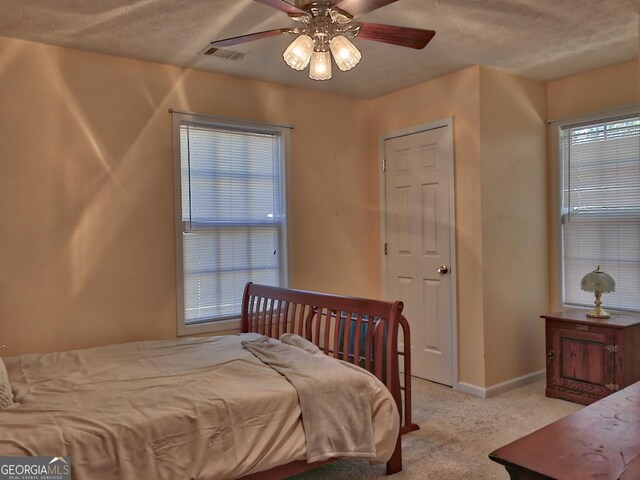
[437,265,449,275]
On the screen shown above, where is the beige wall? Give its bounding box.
[546,59,639,310]
[368,66,487,387]
[547,59,638,120]
[2,32,636,390]
[479,67,548,386]
[368,66,548,388]
[0,36,375,357]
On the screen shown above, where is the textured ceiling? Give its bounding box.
[0,0,638,98]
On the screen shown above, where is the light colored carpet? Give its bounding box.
[292,378,582,479]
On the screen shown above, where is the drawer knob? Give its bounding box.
[547,350,556,364]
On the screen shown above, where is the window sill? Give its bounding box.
[177,317,241,337]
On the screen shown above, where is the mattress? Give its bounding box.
[0,333,398,479]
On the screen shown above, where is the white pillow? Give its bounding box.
[0,358,14,409]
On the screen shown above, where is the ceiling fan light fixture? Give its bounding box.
[329,35,361,71]
[309,50,332,80]
[210,1,436,82]
[283,34,314,70]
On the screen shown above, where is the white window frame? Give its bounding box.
[172,111,292,336]
[550,105,640,313]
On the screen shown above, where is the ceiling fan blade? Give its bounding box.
[210,28,289,47]
[357,23,436,49]
[334,0,398,17]
[253,0,306,15]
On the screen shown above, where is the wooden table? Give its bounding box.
[489,382,640,479]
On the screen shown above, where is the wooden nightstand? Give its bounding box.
[542,309,640,405]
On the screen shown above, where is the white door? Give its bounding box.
[384,125,456,385]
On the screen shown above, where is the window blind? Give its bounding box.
[561,116,640,311]
[179,124,284,324]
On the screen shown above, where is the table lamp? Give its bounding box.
[580,265,616,318]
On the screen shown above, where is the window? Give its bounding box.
[559,112,640,312]
[172,112,289,334]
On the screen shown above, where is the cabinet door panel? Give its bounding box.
[560,336,605,384]
[550,325,615,397]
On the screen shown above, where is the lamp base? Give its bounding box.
[586,306,611,319]
[586,290,611,319]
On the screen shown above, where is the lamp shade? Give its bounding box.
[309,50,332,80]
[283,35,314,71]
[329,35,362,72]
[581,265,616,293]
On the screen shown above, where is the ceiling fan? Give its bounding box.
[210,0,436,81]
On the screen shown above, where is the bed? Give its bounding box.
[0,283,417,479]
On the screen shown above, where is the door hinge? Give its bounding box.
[384,243,388,255]
[605,383,620,391]
[382,158,386,172]
[605,345,619,353]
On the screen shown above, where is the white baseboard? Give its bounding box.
[456,369,546,399]
[457,381,487,398]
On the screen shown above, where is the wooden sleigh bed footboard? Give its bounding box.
[240,282,419,478]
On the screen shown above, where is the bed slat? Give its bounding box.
[354,313,363,368]
[342,312,351,362]
[322,308,330,355]
[364,315,373,372]
[332,310,340,359]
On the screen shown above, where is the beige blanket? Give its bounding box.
[242,335,379,463]
[0,334,399,479]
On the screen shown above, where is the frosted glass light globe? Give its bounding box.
[309,50,332,80]
[283,35,314,71]
[329,35,362,72]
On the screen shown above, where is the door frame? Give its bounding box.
[378,117,458,388]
